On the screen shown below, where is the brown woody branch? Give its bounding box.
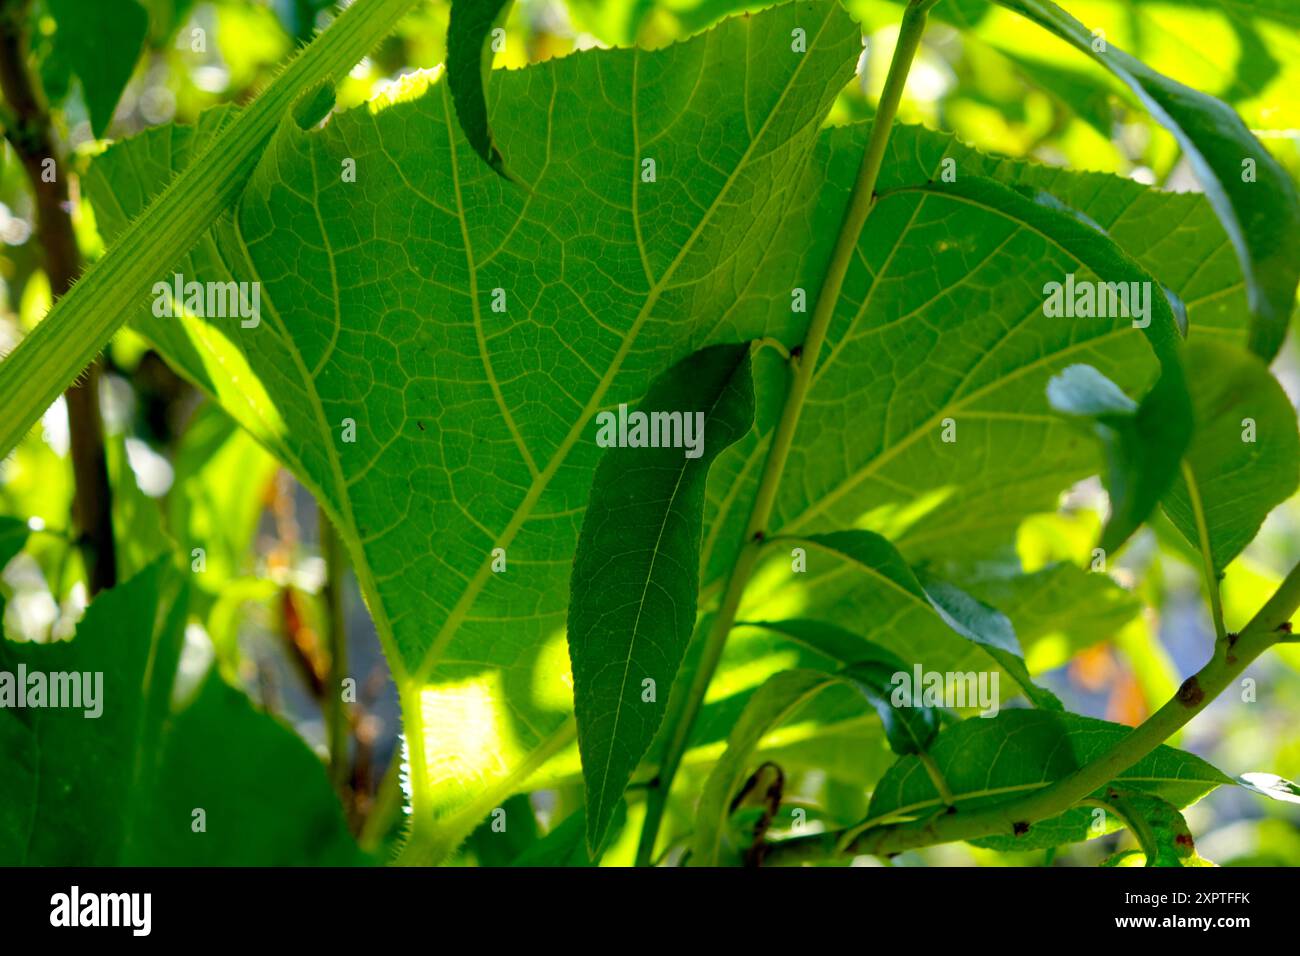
[0,0,115,593]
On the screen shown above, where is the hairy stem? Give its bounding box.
[634,0,941,866]
[320,503,351,798]
[0,0,115,592]
[765,560,1300,864]
[0,0,421,459]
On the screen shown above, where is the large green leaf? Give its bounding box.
[569,343,755,851]
[86,0,863,851]
[988,0,1300,361]
[1162,339,1300,576]
[700,124,1215,670]
[80,0,1277,857]
[865,709,1231,852]
[0,559,360,864]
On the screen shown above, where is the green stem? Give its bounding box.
[0,0,420,459]
[634,0,941,866]
[320,503,351,797]
[919,751,954,806]
[1181,461,1227,641]
[765,560,1300,864]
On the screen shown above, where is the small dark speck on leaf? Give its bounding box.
[946,805,957,815]
[789,345,803,360]
[1013,821,1030,836]
[417,421,425,431]
[1227,631,1239,646]
[1175,833,1195,849]
[1278,621,1293,634]
[752,530,766,543]
[1176,676,1205,708]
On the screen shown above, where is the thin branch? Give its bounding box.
[0,0,115,592]
[764,560,1300,864]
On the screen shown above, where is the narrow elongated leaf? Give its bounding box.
[570,344,755,851]
[990,0,1300,361]
[1162,340,1300,575]
[446,0,514,175]
[866,710,1231,852]
[47,0,148,138]
[797,530,1060,709]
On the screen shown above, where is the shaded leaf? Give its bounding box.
[570,343,755,852]
[1102,790,1200,867]
[509,803,625,866]
[446,0,514,175]
[0,560,361,865]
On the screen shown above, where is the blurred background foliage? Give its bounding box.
[0,0,1297,865]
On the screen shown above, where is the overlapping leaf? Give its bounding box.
[568,344,755,850]
[87,0,863,848]
[83,0,1297,855]
[988,0,1300,360]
